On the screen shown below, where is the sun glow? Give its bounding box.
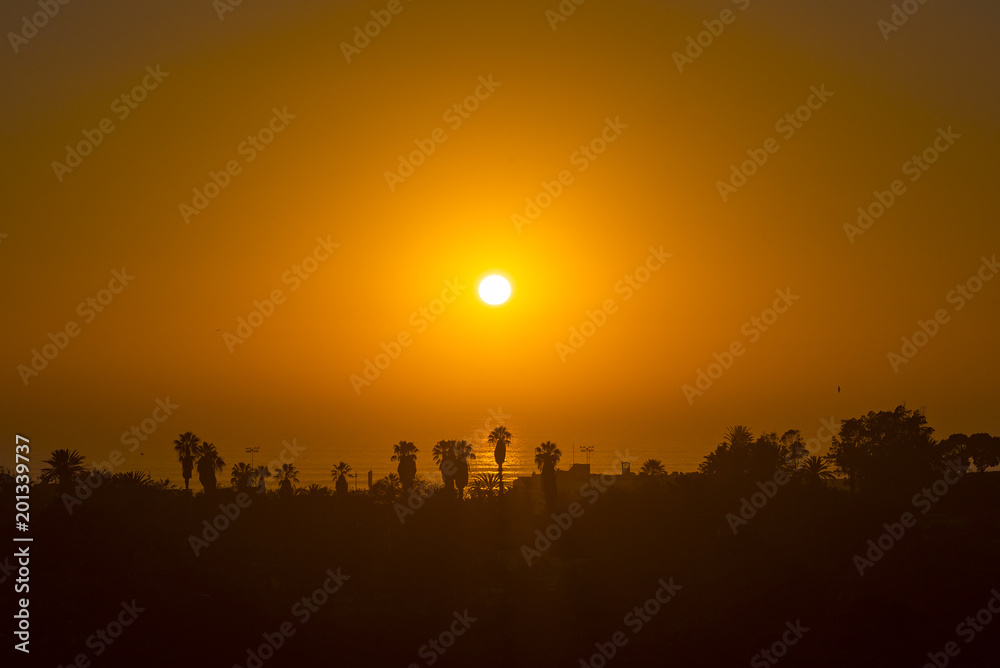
[478,275,512,305]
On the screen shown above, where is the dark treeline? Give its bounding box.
[5,405,1000,667]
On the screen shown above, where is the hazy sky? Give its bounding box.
[3,0,998,483]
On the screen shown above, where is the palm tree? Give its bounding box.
[432,440,458,496]
[469,472,507,500]
[173,432,200,490]
[109,471,154,488]
[698,425,754,477]
[230,462,256,493]
[302,484,331,497]
[273,463,299,498]
[453,441,476,501]
[196,442,225,494]
[254,465,271,494]
[488,426,511,498]
[725,425,754,449]
[40,449,88,492]
[391,441,418,491]
[535,441,561,510]
[370,473,402,503]
[332,462,352,497]
[799,455,836,484]
[639,459,666,475]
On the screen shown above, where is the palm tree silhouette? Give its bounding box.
[798,455,836,484]
[370,473,402,503]
[469,472,506,500]
[109,471,154,488]
[231,462,256,493]
[40,449,88,493]
[196,442,225,494]
[488,426,511,498]
[173,432,200,491]
[453,441,476,501]
[273,463,299,498]
[391,441,418,491]
[254,465,271,494]
[698,425,754,477]
[432,440,458,496]
[332,462,352,498]
[302,484,332,496]
[535,441,561,510]
[639,459,666,475]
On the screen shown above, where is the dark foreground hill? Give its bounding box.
[8,473,1000,668]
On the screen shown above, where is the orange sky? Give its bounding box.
[3,0,998,483]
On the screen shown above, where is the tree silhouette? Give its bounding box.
[109,471,154,488]
[273,463,299,498]
[797,455,835,484]
[40,449,88,493]
[639,459,666,475]
[254,465,271,494]
[469,472,507,500]
[829,406,941,496]
[371,473,402,503]
[301,484,331,497]
[488,426,511,498]
[453,441,476,501]
[535,441,561,510]
[173,432,200,491]
[698,427,795,481]
[698,425,753,477]
[432,440,458,496]
[944,433,1000,472]
[196,442,225,495]
[780,429,806,472]
[391,441,418,491]
[332,461,352,498]
[231,462,256,493]
[747,432,793,479]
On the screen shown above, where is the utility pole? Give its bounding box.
[245,446,260,467]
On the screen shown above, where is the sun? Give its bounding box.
[478,275,512,306]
